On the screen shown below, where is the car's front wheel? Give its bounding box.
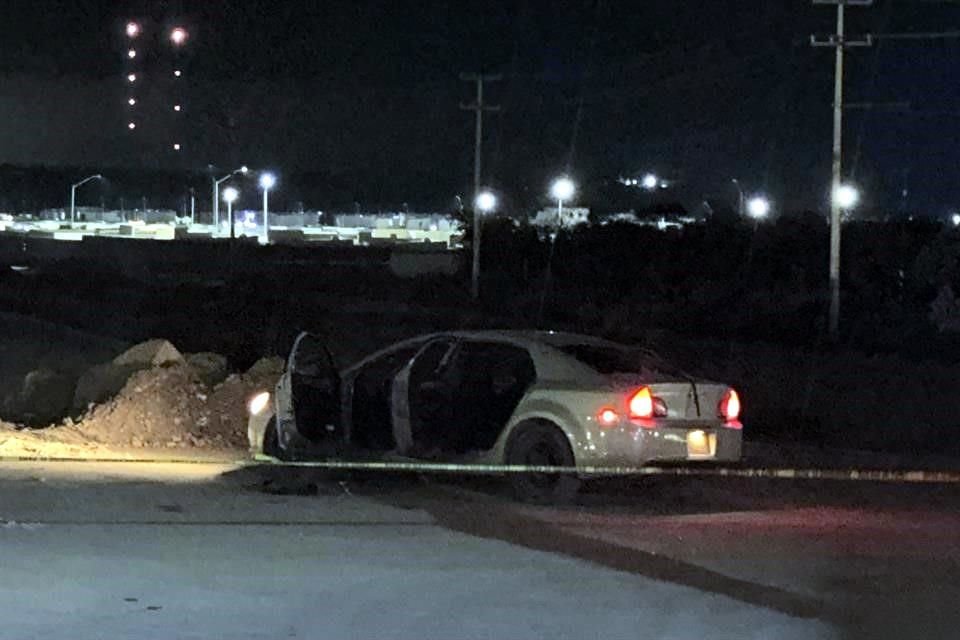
[505,420,580,504]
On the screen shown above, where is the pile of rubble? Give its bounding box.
[2,339,283,453]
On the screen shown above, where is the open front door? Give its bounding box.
[288,332,341,442]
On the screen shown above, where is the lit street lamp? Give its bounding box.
[550,177,575,227]
[951,213,960,227]
[832,184,859,210]
[70,174,103,225]
[259,172,276,243]
[222,187,239,240]
[746,196,771,220]
[475,190,496,214]
[642,174,659,191]
[170,27,188,46]
[125,21,140,38]
[471,189,497,299]
[212,165,248,230]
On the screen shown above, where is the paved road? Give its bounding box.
[0,461,956,639]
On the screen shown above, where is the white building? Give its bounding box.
[531,207,591,229]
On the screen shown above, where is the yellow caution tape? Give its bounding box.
[0,455,959,484]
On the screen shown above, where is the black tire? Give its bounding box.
[262,417,285,460]
[506,421,580,504]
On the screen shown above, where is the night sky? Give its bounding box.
[1,1,959,214]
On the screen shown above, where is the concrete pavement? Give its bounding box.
[0,461,834,640]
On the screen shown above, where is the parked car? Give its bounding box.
[247,330,743,501]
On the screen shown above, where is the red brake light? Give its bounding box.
[629,387,654,419]
[720,389,741,421]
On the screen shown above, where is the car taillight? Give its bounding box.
[628,387,668,420]
[719,388,741,422]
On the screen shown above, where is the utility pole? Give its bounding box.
[811,0,872,342]
[460,72,501,299]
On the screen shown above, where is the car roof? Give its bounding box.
[429,329,628,351]
[338,330,621,381]
[412,330,631,381]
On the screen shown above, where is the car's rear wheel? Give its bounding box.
[506,421,580,504]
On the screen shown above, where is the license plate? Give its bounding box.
[686,430,716,457]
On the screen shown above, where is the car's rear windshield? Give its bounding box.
[558,344,663,375]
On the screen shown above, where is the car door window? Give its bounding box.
[290,333,340,442]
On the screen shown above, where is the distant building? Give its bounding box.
[531,207,591,229]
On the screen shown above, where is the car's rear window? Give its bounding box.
[558,344,679,376]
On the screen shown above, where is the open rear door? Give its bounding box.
[288,332,341,442]
[391,338,457,456]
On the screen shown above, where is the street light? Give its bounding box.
[642,173,658,191]
[126,22,140,38]
[475,190,496,214]
[259,172,276,243]
[212,165,248,230]
[550,177,576,227]
[469,189,498,298]
[170,27,188,46]
[222,187,239,240]
[69,174,103,225]
[951,213,960,227]
[833,184,859,210]
[746,196,771,220]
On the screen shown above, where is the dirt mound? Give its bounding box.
[112,339,184,368]
[186,352,229,387]
[201,356,284,446]
[72,339,185,412]
[67,355,284,450]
